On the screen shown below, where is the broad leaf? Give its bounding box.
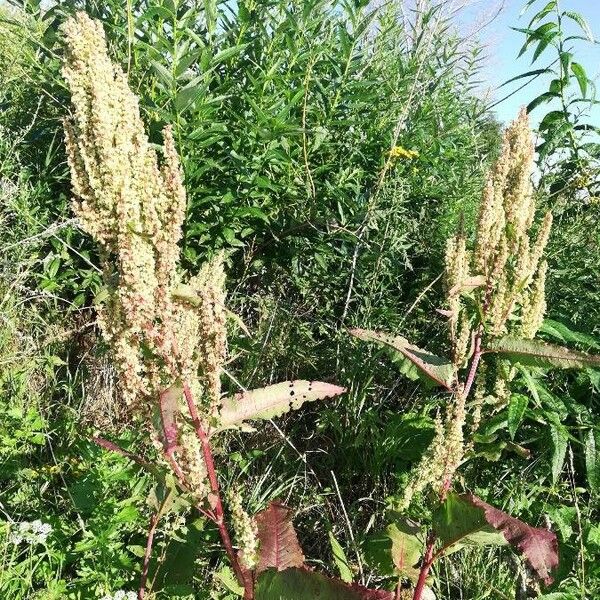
[363,520,422,582]
[255,502,305,574]
[348,328,454,389]
[388,522,422,582]
[328,532,353,583]
[255,568,393,600]
[219,381,346,428]
[485,337,600,370]
[433,493,558,585]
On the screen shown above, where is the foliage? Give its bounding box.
[0,0,599,599]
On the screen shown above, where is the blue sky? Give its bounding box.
[466,0,600,126]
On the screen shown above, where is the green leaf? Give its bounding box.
[532,31,560,62]
[539,319,600,350]
[214,567,244,596]
[559,51,573,80]
[527,92,560,112]
[218,381,346,428]
[211,43,248,65]
[255,568,393,600]
[387,522,422,582]
[529,2,557,27]
[348,328,454,389]
[584,429,600,494]
[329,532,353,583]
[562,11,595,42]
[485,337,600,370]
[150,59,174,88]
[500,68,554,88]
[538,110,566,132]
[550,424,568,483]
[433,493,508,553]
[433,493,558,585]
[571,62,588,98]
[508,394,529,439]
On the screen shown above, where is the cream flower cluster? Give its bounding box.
[228,489,259,570]
[62,13,228,499]
[400,110,552,509]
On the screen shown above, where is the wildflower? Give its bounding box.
[401,110,552,509]
[62,13,228,428]
[228,488,259,570]
[100,592,137,600]
[9,520,52,545]
[389,145,419,160]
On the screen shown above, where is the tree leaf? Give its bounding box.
[485,337,600,370]
[527,91,560,112]
[218,381,346,428]
[500,68,553,88]
[255,568,393,600]
[584,429,600,495]
[562,11,595,42]
[433,493,558,585]
[571,62,588,98]
[508,394,529,439]
[348,328,454,389]
[328,532,353,583]
[255,502,305,574]
[550,425,568,483]
[532,31,560,62]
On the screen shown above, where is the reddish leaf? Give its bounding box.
[466,494,558,585]
[255,502,306,574]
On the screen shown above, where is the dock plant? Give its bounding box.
[351,108,600,599]
[60,10,600,600]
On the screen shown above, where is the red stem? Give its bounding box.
[413,330,485,600]
[412,534,435,600]
[139,509,160,599]
[462,330,483,400]
[182,383,254,599]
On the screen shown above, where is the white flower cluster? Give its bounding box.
[9,520,52,545]
[100,591,137,600]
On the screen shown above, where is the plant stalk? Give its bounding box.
[182,383,254,599]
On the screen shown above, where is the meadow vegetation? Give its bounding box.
[0,1,599,599]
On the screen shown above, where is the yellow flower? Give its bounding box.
[389,146,419,160]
